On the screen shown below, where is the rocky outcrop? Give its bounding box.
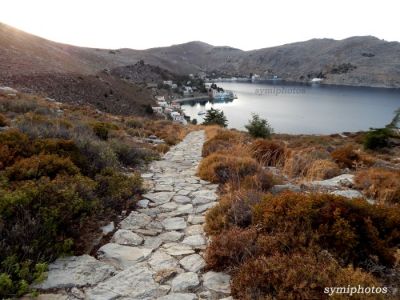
[34,131,232,299]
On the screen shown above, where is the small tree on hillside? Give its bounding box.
[202,108,228,127]
[245,113,273,138]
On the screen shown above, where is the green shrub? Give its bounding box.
[202,108,228,127]
[364,128,391,150]
[125,119,144,129]
[0,98,40,114]
[16,114,73,139]
[92,122,118,140]
[74,137,119,176]
[0,175,98,297]
[109,139,158,166]
[95,168,142,211]
[245,113,273,139]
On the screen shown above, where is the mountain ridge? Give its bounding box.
[1,22,400,88]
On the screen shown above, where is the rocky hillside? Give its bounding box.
[2,22,400,89]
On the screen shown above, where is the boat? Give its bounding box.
[198,111,206,115]
[311,78,323,83]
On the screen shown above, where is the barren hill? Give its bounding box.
[1,22,400,90]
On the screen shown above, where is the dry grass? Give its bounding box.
[354,168,400,205]
[198,153,259,184]
[203,125,221,140]
[283,147,330,179]
[250,138,285,167]
[305,159,341,181]
[202,128,247,157]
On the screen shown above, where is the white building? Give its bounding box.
[157,101,168,107]
[152,107,163,114]
[155,95,165,101]
[182,86,193,96]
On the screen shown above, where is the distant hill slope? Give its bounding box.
[1,22,400,88]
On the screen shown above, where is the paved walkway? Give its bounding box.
[34,131,232,300]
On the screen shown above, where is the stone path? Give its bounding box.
[33,131,232,300]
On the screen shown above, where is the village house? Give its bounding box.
[151,106,163,114]
[157,100,168,107]
[182,86,193,96]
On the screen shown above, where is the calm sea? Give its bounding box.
[181,82,400,134]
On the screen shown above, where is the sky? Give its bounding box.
[0,0,399,51]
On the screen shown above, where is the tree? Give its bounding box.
[202,108,228,127]
[387,108,400,129]
[245,113,273,138]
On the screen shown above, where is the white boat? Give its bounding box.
[311,78,323,83]
[198,111,206,115]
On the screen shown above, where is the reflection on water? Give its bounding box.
[181,82,400,134]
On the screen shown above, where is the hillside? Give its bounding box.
[2,22,400,91]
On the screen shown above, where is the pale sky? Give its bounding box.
[1,0,399,50]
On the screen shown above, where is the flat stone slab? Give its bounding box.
[137,199,150,208]
[194,202,217,214]
[203,271,231,294]
[162,243,195,256]
[187,215,205,225]
[159,231,184,242]
[148,250,179,271]
[157,293,197,300]
[85,265,160,300]
[97,243,152,269]
[185,225,204,236]
[161,217,187,230]
[34,255,115,290]
[182,234,206,248]
[143,192,175,205]
[119,211,151,230]
[191,190,217,205]
[154,184,174,192]
[144,236,163,250]
[111,229,143,246]
[330,189,363,199]
[309,174,354,189]
[179,254,206,272]
[171,272,200,292]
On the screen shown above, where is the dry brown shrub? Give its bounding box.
[202,138,233,157]
[231,251,381,300]
[250,138,285,167]
[205,227,258,271]
[202,129,246,157]
[205,190,264,235]
[155,143,170,154]
[198,153,259,184]
[305,159,341,181]
[354,168,400,205]
[283,147,330,178]
[239,168,274,192]
[0,113,9,127]
[331,144,360,169]
[204,125,222,140]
